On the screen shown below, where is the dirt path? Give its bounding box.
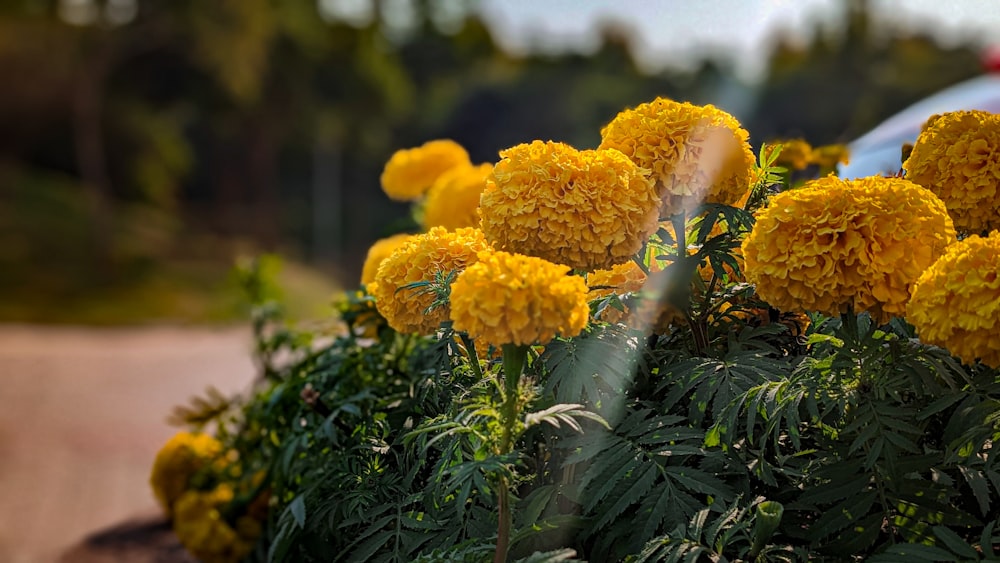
[0,325,255,563]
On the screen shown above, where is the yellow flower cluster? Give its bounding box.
[173,484,261,563]
[422,163,492,231]
[599,97,755,217]
[450,250,590,347]
[479,140,660,271]
[150,431,222,516]
[741,175,956,320]
[907,232,1000,368]
[903,110,1000,234]
[380,139,471,201]
[372,227,491,334]
[360,233,414,286]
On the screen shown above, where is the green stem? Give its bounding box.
[459,332,483,380]
[494,344,528,563]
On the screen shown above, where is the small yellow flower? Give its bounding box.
[150,432,222,516]
[450,250,590,347]
[903,110,1000,234]
[742,175,956,321]
[810,143,850,170]
[599,97,755,217]
[479,140,660,271]
[173,484,259,563]
[380,139,470,201]
[372,227,491,334]
[768,138,813,171]
[360,233,415,286]
[908,231,1000,368]
[422,163,492,231]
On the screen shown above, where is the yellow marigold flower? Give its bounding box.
[150,431,222,516]
[380,139,471,201]
[479,140,659,271]
[422,163,492,230]
[907,232,1000,368]
[372,227,491,334]
[810,143,850,170]
[599,97,756,217]
[360,233,414,286]
[742,175,956,321]
[173,484,259,563]
[768,138,813,171]
[903,110,1000,234]
[450,250,590,347]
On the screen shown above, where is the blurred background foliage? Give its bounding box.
[0,0,985,323]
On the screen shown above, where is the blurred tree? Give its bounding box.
[0,0,991,313]
[749,0,982,144]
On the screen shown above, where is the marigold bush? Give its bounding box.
[380,139,471,201]
[360,233,414,286]
[450,250,590,347]
[173,484,260,563]
[903,110,1000,234]
[422,163,492,230]
[150,431,222,515]
[598,97,755,217]
[908,231,1000,368]
[742,175,956,320]
[372,226,490,334]
[479,140,660,271]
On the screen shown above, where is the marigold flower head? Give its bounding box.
[150,431,223,516]
[768,138,813,171]
[360,233,414,286]
[422,163,492,230]
[599,97,756,217]
[372,227,491,334]
[450,250,590,347]
[810,143,851,170]
[479,141,659,271]
[173,484,260,563]
[742,175,956,321]
[903,110,1000,234]
[380,139,471,201]
[907,231,1000,367]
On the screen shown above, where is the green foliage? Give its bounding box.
[174,193,1000,562]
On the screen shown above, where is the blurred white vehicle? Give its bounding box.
[840,73,1000,179]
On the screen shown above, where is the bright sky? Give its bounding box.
[476,0,1000,82]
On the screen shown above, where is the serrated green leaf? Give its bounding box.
[932,525,979,559]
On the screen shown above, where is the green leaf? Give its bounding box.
[289,495,306,528]
[590,462,659,530]
[931,525,979,559]
[958,465,992,517]
[868,543,959,562]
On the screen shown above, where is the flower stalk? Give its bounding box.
[494,343,528,563]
